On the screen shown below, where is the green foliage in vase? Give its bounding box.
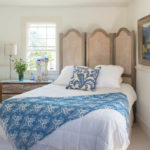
[14,59,28,74]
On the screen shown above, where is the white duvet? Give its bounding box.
[0,83,136,150]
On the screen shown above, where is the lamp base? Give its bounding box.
[9,55,12,80]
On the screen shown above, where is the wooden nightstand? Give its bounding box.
[0,80,53,102]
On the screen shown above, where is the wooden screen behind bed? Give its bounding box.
[60,29,85,70]
[114,28,136,89]
[86,29,113,67]
[86,28,136,89]
[60,28,135,88]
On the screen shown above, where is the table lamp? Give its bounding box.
[4,44,17,80]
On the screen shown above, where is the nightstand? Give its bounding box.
[0,80,53,102]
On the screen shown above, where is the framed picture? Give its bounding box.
[138,15,150,65]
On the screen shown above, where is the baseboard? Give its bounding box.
[136,114,150,138]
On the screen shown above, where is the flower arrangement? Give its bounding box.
[14,59,28,81]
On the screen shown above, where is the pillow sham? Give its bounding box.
[53,66,74,86]
[95,65,124,88]
[66,66,100,91]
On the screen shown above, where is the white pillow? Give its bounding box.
[95,65,124,88]
[54,66,74,86]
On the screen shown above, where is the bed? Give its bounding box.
[0,28,136,150]
[0,83,136,150]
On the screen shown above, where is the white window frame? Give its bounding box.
[21,17,62,75]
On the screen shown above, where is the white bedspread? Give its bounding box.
[0,83,136,150]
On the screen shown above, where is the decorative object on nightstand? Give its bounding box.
[36,57,42,81]
[14,59,28,81]
[4,43,17,80]
[42,56,49,81]
[36,56,49,81]
[0,80,53,102]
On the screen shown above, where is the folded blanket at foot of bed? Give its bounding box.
[0,92,129,150]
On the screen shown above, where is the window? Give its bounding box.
[26,23,56,71]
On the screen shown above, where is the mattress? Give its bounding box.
[0,83,136,150]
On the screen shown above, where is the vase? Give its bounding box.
[18,73,24,81]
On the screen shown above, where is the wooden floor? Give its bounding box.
[128,123,150,150]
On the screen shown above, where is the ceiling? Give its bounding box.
[0,0,132,7]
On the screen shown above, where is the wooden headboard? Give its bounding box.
[86,28,136,88]
[86,29,113,67]
[60,29,85,70]
[114,28,136,88]
[60,28,136,88]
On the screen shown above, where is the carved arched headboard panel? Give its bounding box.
[114,28,136,88]
[86,29,113,67]
[60,29,85,70]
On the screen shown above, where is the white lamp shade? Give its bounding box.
[4,44,17,56]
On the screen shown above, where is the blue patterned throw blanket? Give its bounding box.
[0,93,129,150]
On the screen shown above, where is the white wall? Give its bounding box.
[127,0,150,137]
[0,6,128,80]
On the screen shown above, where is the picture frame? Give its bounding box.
[138,14,150,66]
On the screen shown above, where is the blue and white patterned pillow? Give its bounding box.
[66,66,100,91]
